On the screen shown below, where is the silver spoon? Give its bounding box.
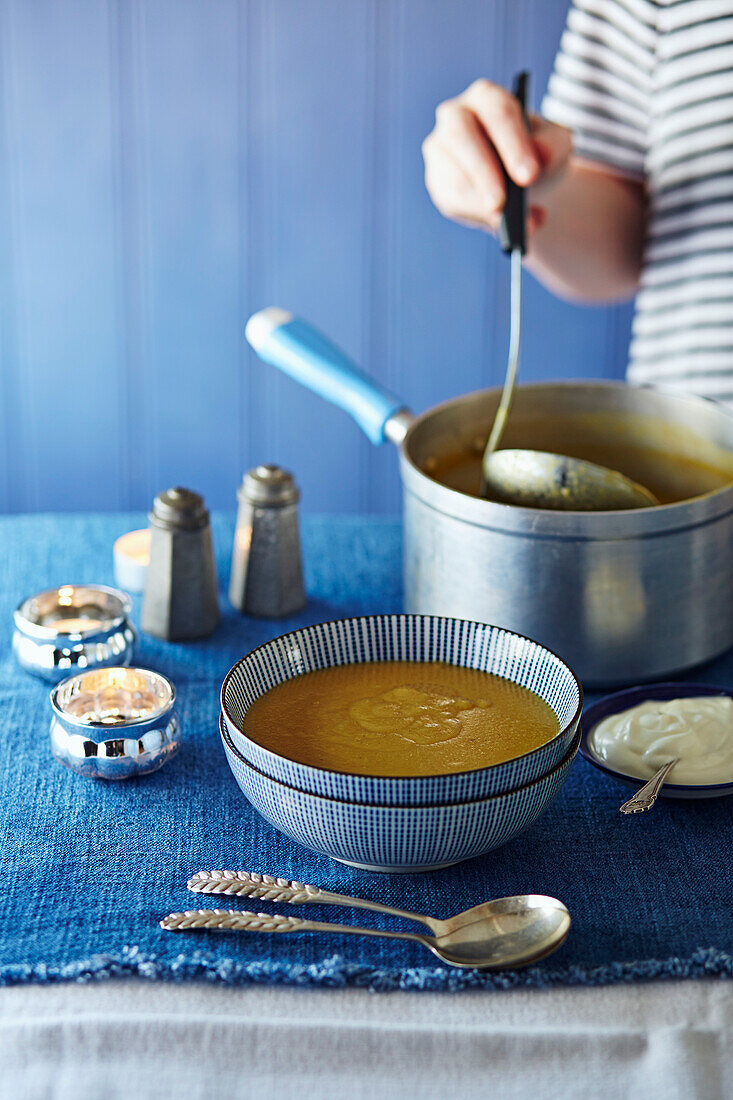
[186,871,570,968]
[187,869,561,937]
[479,74,658,513]
[162,893,571,970]
[620,758,680,814]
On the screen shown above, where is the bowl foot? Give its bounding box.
[332,856,463,874]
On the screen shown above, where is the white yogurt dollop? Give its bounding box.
[590,695,733,785]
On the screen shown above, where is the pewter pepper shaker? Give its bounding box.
[229,465,306,618]
[142,487,220,640]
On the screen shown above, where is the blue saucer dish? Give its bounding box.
[221,614,582,806]
[221,714,580,872]
[581,682,733,800]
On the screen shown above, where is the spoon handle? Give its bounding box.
[187,870,434,929]
[162,908,426,949]
[620,759,679,814]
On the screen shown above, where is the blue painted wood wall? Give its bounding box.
[0,0,633,515]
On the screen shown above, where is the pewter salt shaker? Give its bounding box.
[229,465,306,618]
[142,487,220,640]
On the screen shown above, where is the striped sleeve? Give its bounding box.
[541,0,659,177]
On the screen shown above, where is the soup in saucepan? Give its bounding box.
[244,661,560,776]
[419,411,733,506]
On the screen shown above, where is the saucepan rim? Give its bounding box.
[397,379,733,537]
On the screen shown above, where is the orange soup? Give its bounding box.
[244,661,559,776]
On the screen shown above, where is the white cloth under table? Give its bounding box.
[2,978,731,1099]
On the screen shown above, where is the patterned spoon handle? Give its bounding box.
[161,907,426,948]
[187,870,433,928]
[619,758,679,814]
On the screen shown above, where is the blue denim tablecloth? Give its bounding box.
[1,512,731,992]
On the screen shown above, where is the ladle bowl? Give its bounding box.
[484,449,659,510]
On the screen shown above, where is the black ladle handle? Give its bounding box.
[497,71,529,256]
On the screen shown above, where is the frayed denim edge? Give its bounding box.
[0,946,731,992]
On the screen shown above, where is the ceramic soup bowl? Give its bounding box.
[221,615,582,806]
[220,714,579,872]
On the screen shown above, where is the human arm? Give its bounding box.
[421,78,645,304]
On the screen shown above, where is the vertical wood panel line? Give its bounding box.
[241,0,266,481]
[364,0,385,514]
[367,0,401,515]
[385,0,406,520]
[243,0,259,475]
[109,0,136,508]
[134,0,159,500]
[0,4,18,510]
[112,0,157,507]
[236,0,248,482]
[246,0,276,468]
[264,0,277,464]
[135,0,156,505]
[487,0,509,390]
[392,0,405,408]
[0,2,31,511]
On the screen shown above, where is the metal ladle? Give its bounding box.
[480,73,658,512]
[162,889,571,971]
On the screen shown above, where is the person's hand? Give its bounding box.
[422,79,572,235]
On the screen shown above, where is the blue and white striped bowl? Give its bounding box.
[221,714,580,872]
[221,615,582,806]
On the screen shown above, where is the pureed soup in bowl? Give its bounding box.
[221,615,583,805]
[244,660,559,777]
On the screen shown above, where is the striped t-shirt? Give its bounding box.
[542,0,733,406]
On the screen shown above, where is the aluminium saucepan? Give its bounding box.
[246,308,733,686]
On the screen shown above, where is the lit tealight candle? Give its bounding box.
[114,529,150,594]
[59,667,168,724]
[53,617,105,634]
[36,585,113,634]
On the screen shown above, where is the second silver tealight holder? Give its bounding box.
[13,584,136,682]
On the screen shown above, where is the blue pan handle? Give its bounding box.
[245,307,408,445]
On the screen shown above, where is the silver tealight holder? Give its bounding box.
[13,584,136,683]
[49,666,179,780]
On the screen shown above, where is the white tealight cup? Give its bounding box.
[114,529,150,593]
